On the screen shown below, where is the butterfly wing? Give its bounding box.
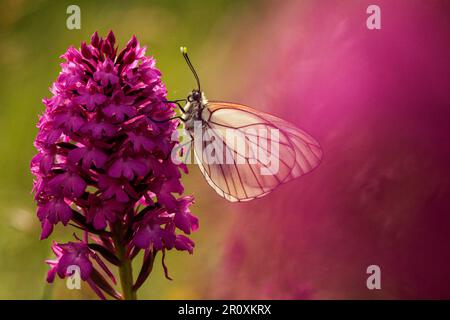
[190,101,322,202]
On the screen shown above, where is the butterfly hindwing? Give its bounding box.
[186,101,322,202]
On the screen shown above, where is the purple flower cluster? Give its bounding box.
[31,31,198,299]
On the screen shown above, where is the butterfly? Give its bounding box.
[167,47,322,202]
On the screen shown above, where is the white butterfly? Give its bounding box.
[169,47,322,202]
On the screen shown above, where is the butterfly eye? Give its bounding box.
[192,91,201,101]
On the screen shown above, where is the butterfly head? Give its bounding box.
[188,90,202,102]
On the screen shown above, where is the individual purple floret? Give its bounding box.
[31,31,198,300]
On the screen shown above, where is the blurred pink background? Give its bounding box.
[195,0,450,299]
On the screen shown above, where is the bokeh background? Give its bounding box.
[0,0,449,299]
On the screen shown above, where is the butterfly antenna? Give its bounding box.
[180,46,201,91]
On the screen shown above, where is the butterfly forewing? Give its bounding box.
[185,101,322,202]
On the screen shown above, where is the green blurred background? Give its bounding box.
[0,0,261,299]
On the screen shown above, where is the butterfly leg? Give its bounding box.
[163,99,187,114]
[150,116,186,123]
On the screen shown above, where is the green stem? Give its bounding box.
[118,253,136,300]
[113,225,137,300]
